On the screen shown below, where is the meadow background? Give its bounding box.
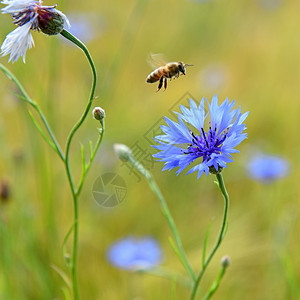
[0,0,300,299]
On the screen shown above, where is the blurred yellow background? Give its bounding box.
[0,0,300,299]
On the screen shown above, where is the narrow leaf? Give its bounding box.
[62,223,75,268]
[80,144,86,172]
[89,140,93,158]
[28,110,56,151]
[14,92,35,105]
[51,264,72,290]
[202,224,211,268]
[222,221,229,240]
[169,237,194,280]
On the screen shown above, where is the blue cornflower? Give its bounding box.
[107,236,163,271]
[153,95,249,179]
[247,154,290,183]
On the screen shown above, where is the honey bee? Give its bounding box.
[146,61,193,92]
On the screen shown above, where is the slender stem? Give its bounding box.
[60,29,97,193]
[60,29,97,300]
[69,191,79,300]
[1,28,99,300]
[190,173,229,300]
[128,157,196,281]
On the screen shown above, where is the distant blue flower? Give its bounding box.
[258,0,282,10]
[153,95,249,179]
[107,236,162,271]
[66,12,106,44]
[247,154,290,183]
[199,64,227,91]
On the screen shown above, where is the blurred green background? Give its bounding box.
[1,0,300,299]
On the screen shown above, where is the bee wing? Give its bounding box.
[147,53,168,69]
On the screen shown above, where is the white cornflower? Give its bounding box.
[1,0,70,63]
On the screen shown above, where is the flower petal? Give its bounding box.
[155,116,191,144]
[1,22,34,62]
[176,98,205,132]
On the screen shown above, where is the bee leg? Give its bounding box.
[163,77,167,91]
[156,76,164,92]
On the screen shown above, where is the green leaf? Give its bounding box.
[202,224,211,268]
[80,144,86,172]
[28,110,56,151]
[51,264,72,290]
[89,140,93,158]
[62,223,75,268]
[168,237,194,279]
[222,221,228,240]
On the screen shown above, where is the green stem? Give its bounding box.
[190,173,229,300]
[1,28,99,300]
[128,157,196,281]
[60,29,97,300]
[60,29,97,193]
